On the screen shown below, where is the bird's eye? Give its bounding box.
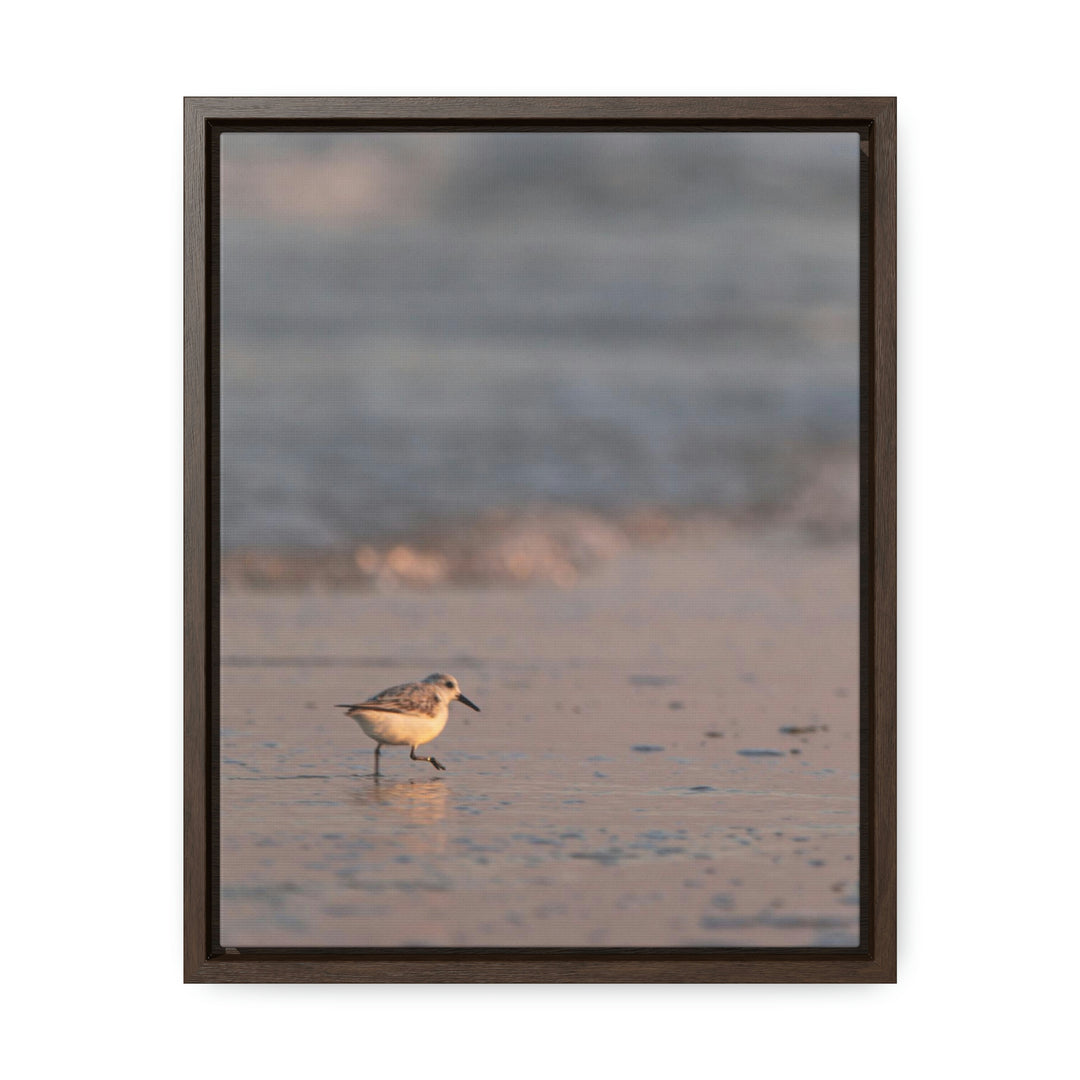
[445,680,454,688]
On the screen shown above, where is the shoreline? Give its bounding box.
[221,454,858,592]
[220,525,859,948]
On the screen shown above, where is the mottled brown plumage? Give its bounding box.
[350,678,446,717]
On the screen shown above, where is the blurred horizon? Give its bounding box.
[220,132,859,560]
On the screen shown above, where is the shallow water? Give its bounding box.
[221,750,858,948]
[219,532,860,948]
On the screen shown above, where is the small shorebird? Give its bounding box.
[336,673,480,775]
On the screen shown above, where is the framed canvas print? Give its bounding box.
[184,97,895,982]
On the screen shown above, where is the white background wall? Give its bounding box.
[4,3,1075,1077]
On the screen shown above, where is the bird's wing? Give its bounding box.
[357,681,441,716]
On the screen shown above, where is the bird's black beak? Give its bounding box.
[457,692,480,712]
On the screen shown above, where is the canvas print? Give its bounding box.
[218,130,861,948]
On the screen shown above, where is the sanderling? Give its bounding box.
[336,672,480,775]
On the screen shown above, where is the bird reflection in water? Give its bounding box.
[351,775,450,857]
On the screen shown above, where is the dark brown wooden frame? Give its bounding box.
[184,96,896,983]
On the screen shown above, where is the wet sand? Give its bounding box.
[220,527,859,947]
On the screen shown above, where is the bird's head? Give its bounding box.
[423,672,480,711]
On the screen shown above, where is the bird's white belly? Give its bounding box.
[353,708,448,747]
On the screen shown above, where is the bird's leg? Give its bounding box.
[374,743,382,776]
[410,746,446,771]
